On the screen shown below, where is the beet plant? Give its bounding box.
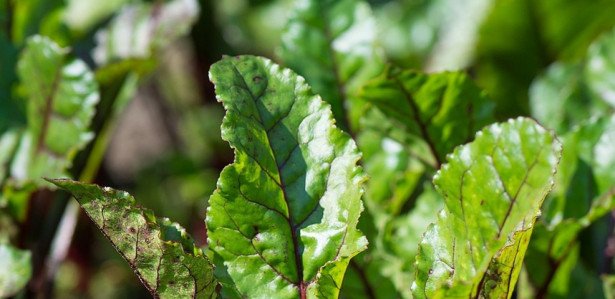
[1,0,615,298]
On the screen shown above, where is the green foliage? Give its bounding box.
[92,0,200,66]
[530,28,615,134]
[207,55,367,298]
[2,0,615,298]
[0,242,31,297]
[412,118,561,298]
[51,179,218,299]
[278,0,383,132]
[360,67,494,168]
[0,35,98,219]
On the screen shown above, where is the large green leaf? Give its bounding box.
[0,242,31,297]
[278,0,383,132]
[51,179,218,299]
[206,55,367,298]
[360,67,494,168]
[92,0,200,66]
[412,118,561,298]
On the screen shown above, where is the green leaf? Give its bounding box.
[11,0,65,44]
[0,130,20,187]
[13,35,98,185]
[530,28,615,134]
[522,115,615,297]
[206,55,367,298]
[50,179,218,299]
[475,0,615,118]
[360,67,494,168]
[92,0,200,66]
[63,0,129,33]
[585,27,615,109]
[604,275,615,299]
[278,0,383,132]
[529,62,607,134]
[0,242,31,297]
[412,118,561,298]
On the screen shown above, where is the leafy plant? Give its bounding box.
[2,0,615,298]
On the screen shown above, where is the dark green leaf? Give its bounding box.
[475,0,615,119]
[51,179,218,299]
[360,67,494,168]
[412,118,561,298]
[278,0,383,131]
[207,55,367,298]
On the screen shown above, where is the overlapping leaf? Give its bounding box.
[51,179,217,299]
[206,55,367,298]
[412,118,561,298]
[360,67,494,168]
[523,114,615,297]
[278,0,383,131]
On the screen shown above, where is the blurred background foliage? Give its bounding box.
[1,0,615,298]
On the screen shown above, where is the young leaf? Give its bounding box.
[360,67,494,168]
[207,55,367,298]
[50,179,218,299]
[278,0,383,131]
[412,118,561,298]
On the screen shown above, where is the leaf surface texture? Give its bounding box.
[207,55,367,298]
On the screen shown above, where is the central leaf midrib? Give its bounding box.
[35,54,64,154]
[393,77,443,168]
[231,62,307,296]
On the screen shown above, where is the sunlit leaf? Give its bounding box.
[412,118,561,298]
[51,179,218,299]
[207,55,367,298]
